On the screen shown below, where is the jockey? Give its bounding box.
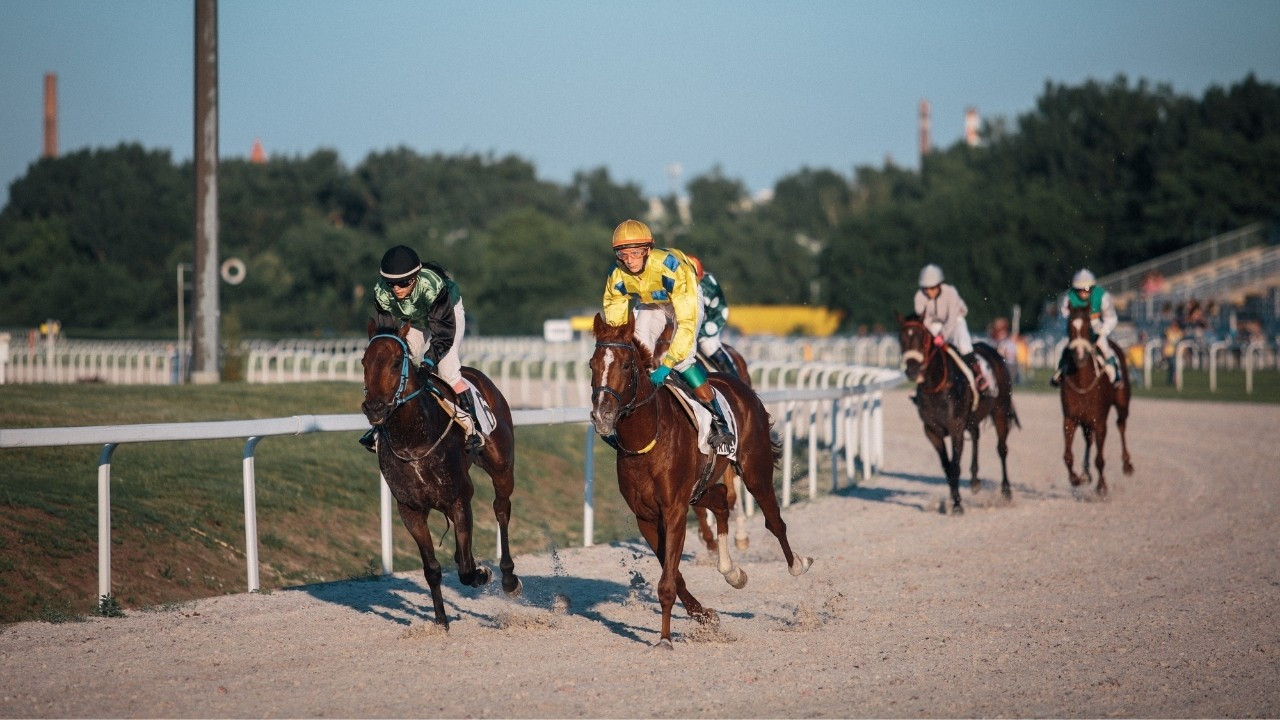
[1052,268,1122,388]
[913,263,992,395]
[603,220,735,451]
[360,245,483,453]
[686,255,740,380]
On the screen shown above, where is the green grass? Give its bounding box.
[1011,367,1280,403]
[0,383,637,624]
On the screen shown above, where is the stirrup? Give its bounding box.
[1049,371,1062,388]
[464,432,484,453]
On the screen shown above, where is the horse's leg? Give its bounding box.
[968,423,982,492]
[653,505,698,647]
[1081,425,1094,487]
[694,507,717,554]
[447,485,492,589]
[923,426,960,513]
[993,408,1012,499]
[728,468,749,551]
[948,423,966,514]
[396,503,449,627]
[481,452,521,596]
[636,515,713,638]
[1063,418,1084,486]
[739,453,813,576]
[693,482,746,589]
[1114,397,1134,476]
[1092,421,1109,498]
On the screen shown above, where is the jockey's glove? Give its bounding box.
[649,366,672,386]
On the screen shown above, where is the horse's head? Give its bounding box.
[1065,305,1094,361]
[895,311,933,384]
[361,311,416,426]
[589,312,652,436]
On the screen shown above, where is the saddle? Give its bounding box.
[941,345,996,409]
[663,372,740,505]
[419,367,495,440]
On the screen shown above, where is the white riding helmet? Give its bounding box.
[918,264,944,289]
[1072,268,1097,291]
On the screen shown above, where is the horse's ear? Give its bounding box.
[398,320,411,339]
[367,317,377,338]
[894,310,903,325]
[593,313,606,335]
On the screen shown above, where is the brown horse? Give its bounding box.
[1060,305,1134,496]
[361,312,521,628]
[896,312,1019,514]
[590,312,812,648]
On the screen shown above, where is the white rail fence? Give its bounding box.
[0,370,900,613]
[6,333,1276,394]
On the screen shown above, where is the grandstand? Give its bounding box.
[1099,221,1280,338]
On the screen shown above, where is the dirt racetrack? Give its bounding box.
[1,389,1277,718]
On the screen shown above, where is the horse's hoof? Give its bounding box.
[735,537,749,551]
[503,575,523,598]
[1001,486,1012,500]
[1096,485,1109,499]
[693,608,720,626]
[789,556,814,576]
[1123,463,1134,476]
[951,503,965,516]
[472,565,493,587]
[723,566,748,589]
[652,638,674,651]
[970,479,982,492]
[1068,474,1084,487]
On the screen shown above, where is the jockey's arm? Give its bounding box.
[663,268,700,368]
[421,291,457,365]
[1094,292,1118,339]
[601,272,631,326]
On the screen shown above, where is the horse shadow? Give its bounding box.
[838,470,1057,510]
[291,554,692,645]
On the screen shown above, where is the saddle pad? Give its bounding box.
[666,386,739,460]
[460,379,497,435]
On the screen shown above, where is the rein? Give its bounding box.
[1064,336,1104,395]
[592,340,661,455]
[366,332,455,462]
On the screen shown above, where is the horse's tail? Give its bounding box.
[1010,400,1022,430]
[768,424,784,468]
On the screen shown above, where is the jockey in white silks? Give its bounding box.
[913,263,994,396]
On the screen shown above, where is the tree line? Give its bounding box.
[1,73,1276,339]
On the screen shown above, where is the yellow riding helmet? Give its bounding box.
[612,219,654,249]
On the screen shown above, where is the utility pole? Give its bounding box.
[192,0,220,383]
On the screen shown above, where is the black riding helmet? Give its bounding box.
[380,245,422,284]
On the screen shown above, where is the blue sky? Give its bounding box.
[2,0,1278,210]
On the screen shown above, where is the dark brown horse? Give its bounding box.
[590,312,812,648]
[361,313,521,628]
[896,312,1019,514]
[1060,305,1134,496]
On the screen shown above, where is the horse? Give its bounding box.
[589,312,812,648]
[697,342,751,382]
[1059,305,1134,496]
[361,312,521,628]
[896,312,1019,514]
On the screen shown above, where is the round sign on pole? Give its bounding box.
[220,257,247,285]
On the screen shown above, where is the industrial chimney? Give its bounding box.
[43,72,57,158]
[964,106,980,147]
[919,99,931,161]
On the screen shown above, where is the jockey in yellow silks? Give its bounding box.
[602,219,734,450]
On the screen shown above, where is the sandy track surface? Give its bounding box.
[2,390,1277,718]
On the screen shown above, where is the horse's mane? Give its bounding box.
[372,308,399,334]
[593,313,655,369]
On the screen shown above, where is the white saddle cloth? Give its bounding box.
[675,386,739,460]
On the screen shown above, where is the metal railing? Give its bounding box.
[0,369,900,613]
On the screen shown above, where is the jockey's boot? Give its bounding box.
[692,383,735,451]
[963,352,991,395]
[710,347,741,380]
[1049,353,1068,387]
[1105,356,1123,388]
[358,428,377,453]
[455,390,485,453]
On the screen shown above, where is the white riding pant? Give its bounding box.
[633,299,705,372]
[406,300,467,388]
[697,334,723,357]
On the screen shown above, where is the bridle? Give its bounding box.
[899,320,949,395]
[365,332,452,461]
[591,339,661,455]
